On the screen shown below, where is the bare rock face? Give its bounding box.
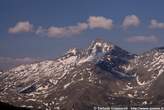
[0,39,164,110]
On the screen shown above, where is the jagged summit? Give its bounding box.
[87,39,132,58]
[87,38,114,54]
[64,39,130,59]
[66,48,79,55]
[62,39,131,65]
[64,39,115,59]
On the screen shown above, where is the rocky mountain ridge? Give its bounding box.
[0,39,164,110]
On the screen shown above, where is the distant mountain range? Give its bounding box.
[0,39,164,110]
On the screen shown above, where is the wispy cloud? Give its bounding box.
[47,22,88,37]
[122,15,140,29]
[149,19,164,29]
[88,16,113,30]
[35,26,47,35]
[127,35,159,44]
[37,16,113,37]
[8,21,33,34]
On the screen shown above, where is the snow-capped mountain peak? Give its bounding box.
[0,39,164,110]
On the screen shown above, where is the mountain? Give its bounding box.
[0,39,164,110]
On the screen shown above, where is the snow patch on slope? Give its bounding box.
[78,55,95,64]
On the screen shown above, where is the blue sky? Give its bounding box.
[0,0,164,59]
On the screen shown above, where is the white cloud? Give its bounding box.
[47,16,113,37]
[8,21,33,34]
[88,16,113,29]
[47,22,88,37]
[35,26,47,36]
[8,16,113,37]
[127,35,159,43]
[122,15,140,29]
[149,19,164,29]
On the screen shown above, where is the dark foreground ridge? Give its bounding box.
[0,102,30,110]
